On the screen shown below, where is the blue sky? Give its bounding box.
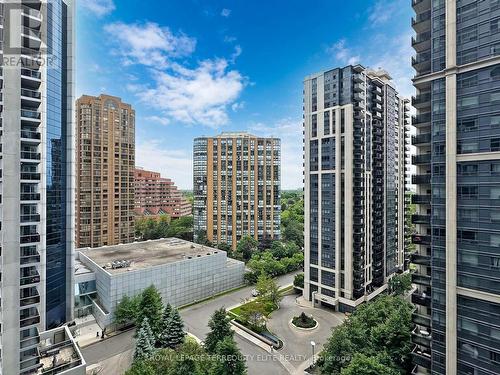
[77,0,414,189]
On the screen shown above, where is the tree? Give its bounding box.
[204,308,234,354]
[217,242,232,253]
[238,303,266,331]
[340,354,399,375]
[160,307,185,349]
[114,294,141,325]
[134,318,155,362]
[247,251,285,277]
[210,337,247,375]
[235,236,259,262]
[126,360,157,375]
[256,274,282,308]
[282,220,304,248]
[388,273,412,296]
[293,273,304,288]
[167,216,194,240]
[137,286,164,338]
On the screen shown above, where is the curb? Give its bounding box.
[289,318,319,331]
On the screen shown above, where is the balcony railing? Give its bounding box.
[412,292,431,307]
[21,109,41,120]
[20,295,41,307]
[20,234,40,244]
[412,154,431,164]
[410,253,431,266]
[20,314,41,328]
[21,129,41,140]
[412,214,431,224]
[22,26,41,39]
[20,193,40,201]
[21,151,41,160]
[412,174,431,184]
[20,254,41,265]
[412,311,431,327]
[412,10,431,29]
[412,133,431,145]
[412,113,431,126]
[412,273,431,286]
[21,88,41,99]
[20,274,41,286]
[22,5,42,19]
[412,194,431,204]
[20,214,40,223]
[21,68,42,79]
[412,31,431,48]
[20,172,40,181]
[412,234,431,245]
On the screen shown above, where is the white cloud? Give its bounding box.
[230,45,242,63]
[368,0,406,26]
[145,115,170,126]
[130,58,246,128]
[80,0,115,17]
[221,8,231,17]
[104,22,196,67]
[224,35,237,43]
[248,118,303,189]
[231,102,245,112]
[136,140,192,189]
[326,39,360,66]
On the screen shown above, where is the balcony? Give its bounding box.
[412,133,431,146]
[21,68,42,80]
[21,109,41,123]
[412,154,431,165]
[412,214,430,224]
[20,172,40,181]
[412,50,431,73]
[353,83,364,92]
[412,292,431,307]
[20,294,41,307]
[412,311,431,328]
[412,327,432,347]
[21,88,42,102]
[412,174,431,184]
[411,253,431,266]
[20,335,40,349]
[412,10,431,33]
[412,31,431,53]
[21,151,41,161]
[412,0,431,13]
[412,194,431,205]
[412,92,431,109]
[412,273,431,286]
[20,314,41,328]
[412,234,431,245]
[353,74,363,83]
[21,193,41,201]
[20,254,41,265]
[20,214,40,223]
[21,129,41,142]
[20,234,40,244]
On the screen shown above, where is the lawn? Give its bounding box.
[229,299,277,318]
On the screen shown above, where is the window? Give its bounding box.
[458,74,478,89]
[491,91,500,102]
[458,163,478,175]
[458,185,478,199]
[491,18,500,33]
[458,25,477,43]
[491,187,500,199]
[491,138,500,151]
[492,66,500,80]
[458,230,477,242]
[457,3,477,23]
[491,234,500,247]
[458,140,478,154]
[491,257,500,268]
[458,95,479,108]
[491,115,500,128]
[491,162,500,174]
[458,119,478,132]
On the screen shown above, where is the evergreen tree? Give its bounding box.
[210,336,246,375]
[161,307,185,349]
[137,285,164,338]
[204,308,233,354]
[134,318,155,362]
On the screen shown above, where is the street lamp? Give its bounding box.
[311,341,316,367]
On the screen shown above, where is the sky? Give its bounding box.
[76,0,414,189]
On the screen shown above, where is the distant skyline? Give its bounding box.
[77,0,413,189]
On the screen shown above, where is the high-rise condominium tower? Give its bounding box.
[134,167,192,219]
[1,0,76,373]
[303,65,409,312]
[75,94,135,248]
[411,1,500,374]
[193,132,281,250]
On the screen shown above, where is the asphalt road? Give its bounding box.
[82,271,298,375]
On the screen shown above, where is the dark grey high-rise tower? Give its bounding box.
[411,1,500,374]
[303,65,409,312]
[0,1,76,373]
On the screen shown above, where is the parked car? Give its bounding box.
[251,289,260,297]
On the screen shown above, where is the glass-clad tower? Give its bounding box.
[303,65,409,312]
[0,0,75,373]
[411,0,500,374]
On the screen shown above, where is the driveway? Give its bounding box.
[82,271,298,375]
[266,294,345,369]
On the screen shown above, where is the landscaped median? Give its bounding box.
[227,277,297,350]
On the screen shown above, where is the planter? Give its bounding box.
[290,314,318,331]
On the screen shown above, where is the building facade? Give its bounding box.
[303,65,409,312]
[134,167,191,219]
[0,0,76,373]
[193,132,281,250]
[75,94,135,248]
[411,1,500,374]
[75,238,245,328]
